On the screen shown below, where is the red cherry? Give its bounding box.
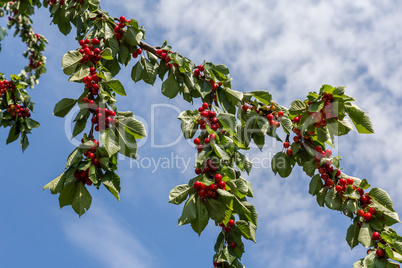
[210,134,217,140]
[278,111,284,117]
[213,261,218,267]
[196,145,204,152]
[208,111,216,118]
[364,213,372,221]
[315,145,322,152]
[211,117,218,124]
[376,248,385,258]
[229,242,236,249]
[92,158,99,165]
[92,38,99,45]
[201,111,208,117]
[88,153,95,159]
[346,178,354,185]
[336,169,341,177]
[194,181,203,190]
[335,185,343,192]
[214,174,223,182]
[325,149,332,157]
[224,226,231,232]
[211,124,218,131]
[368,207,377,215]
[266,114,273,121]
[198,65,204,72]
[283,142,290,148]
[228,219,235,226]
[194,69,200,76]
[360,196,368,204]
[357,209,365,217]
[293,136,300,143]
[325,179,333,186]
[286,148,292,156]
[194,138,201,145]
[372,232,380,240]
[218,180,225,189]
[82,97,89,103]
[242,104,249,111]
[339,178,347,186]
[204,138,211,144]
[198,189,206,197]
[202,103,209,109]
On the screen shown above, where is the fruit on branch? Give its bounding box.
[376,248,385,258]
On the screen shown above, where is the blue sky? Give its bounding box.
[1,0,402,267]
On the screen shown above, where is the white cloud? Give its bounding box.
[61,202,157,268]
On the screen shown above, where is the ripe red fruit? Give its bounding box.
[82,97,89,103]
[357,209,365,217]
[210,134,217,140]
[346,178,354,185]
[197,145,204,152]
[224,226,231,232]
[194,181,203,190]
[194,69,200,76]
[376,248,385,258]
[204,138,210,144]
[213,261,218,267]
[293,136,300,143]
[339,178,346,185]
[318,167,325,174]
[202,103,209,109]
[214,174,223,182]
[368,207,377,215]
[242,104,249,111]
[325,179,333,186]
[372,232,380,240]
[315,145,322,152]
[228,219,235,226]
[88,152,95,159]
[336,169,341,177]
[194,138,201,145]
[92,83,99,90]
[360,196,368,204]
[266,114,273,121]
[201,111,208,117]
[198,65,204,72]
[286,148,292,156]
[198,189,206,197]
[283,142,290,148]
[278,111,284,117]
[325,149,332,157]
[230,242,236,249]
[92,38,99,45]
[92,158,99,165]
[119,16,126,22]
[335,185,343,192]
[208,111,216,118]
[211,124,218,131]
[364,212,372,221]
[195,168,202,175]
[218,180,226,189]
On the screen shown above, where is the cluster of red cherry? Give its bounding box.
[48,0,65,5]
[113,16,130,41]
[90,107,116,132]
[82,138,100,166]
[155,49,179,69]
[6,104,31,119]
[197,102,221,132]
[78,38,101,65]
[82,67,102,96]
[0,79,15,97]
[73,168,92,186]
[213,219,237,267]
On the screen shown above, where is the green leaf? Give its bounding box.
[65,148,82,169]
[324,187,342,210]
[344,185,360,200]
[346,103,375,134]
[178,194,197,226]
[214,143,231,161]
[316,187,328,207]
[53,98,77,118]
[289,100,307,114]
[205,198,226,222]
[43,172,68,194]
[279,116,292,134]
[234,152,252,175]
[72,182,92,217]
[25,118,40,129]
[251,90,272,105]
[162,71,180,99]
[308,174,323,196]
[69,65,90,82]
[117,114,147,140]
[368,187,395,212]
[236,220,257,243]
[100,47,114,60]
[346,222,360,249]
[271,152,292,178]
[6,125,19,144]
[177,110,198,139]
[59,180,79,208]
[100,129,120,157]
[131,60,144,83]
[106,79,126,96]
[62,50,82,75]
[218,113,237,136]
[102,171,121,201]
[115,127,138,159]
[123,27,143,46]
[141,57,157,85]
[358,222,374,248]
[191,197,209,236]
[169,184,192,205]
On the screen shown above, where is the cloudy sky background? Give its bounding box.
[1,0,402,267]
